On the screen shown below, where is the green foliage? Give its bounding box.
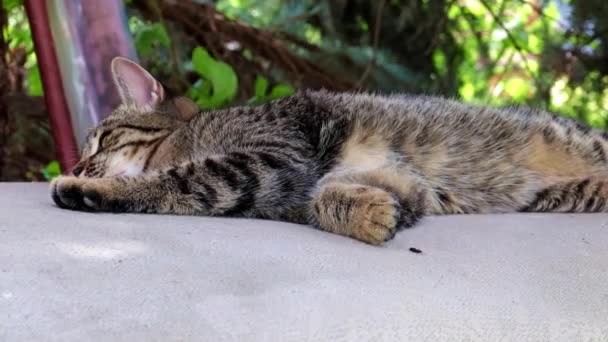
[133,21,170,56]
[438,0,607,127]
[189,46,239,109]
[26,64,42,96]
[128,16,174,78]
[254,75,268,100]
[550,73,608,128]
[128,17,294,109]
[269,84,295,99]
[216,0,285,26]
[3,0,42,96]
[3,0,22,12]
[250,76,295,104]
[130,0,608,126]
[7,0,608,129]
[42,161,61,181]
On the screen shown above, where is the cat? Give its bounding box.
[51,56,608,245]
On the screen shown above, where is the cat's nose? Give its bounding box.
[71,165,84,176]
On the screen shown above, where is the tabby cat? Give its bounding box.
[51,57,608,245]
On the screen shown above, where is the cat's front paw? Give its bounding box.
[314,183,405,245]
[349,186,401,245]
[51,176,91,211]
[51,176,125,212]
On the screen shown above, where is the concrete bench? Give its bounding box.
[1,183,607,341]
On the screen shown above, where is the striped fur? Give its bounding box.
[51,58,608,245]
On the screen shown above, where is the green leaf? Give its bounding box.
[254,76,268,99]
[26,66,43,96]
[192,47,213,76]
[269,84,295,99]
[527,34,543,54]
[209,62,238,106]
[460,83,475,101]
[134,23,170,56]
[191,46,238,108]
[42,161,61,180]
[3,0,22,12]
[433,50,447,77]
[467,0,485,16]
[504,77,529,101]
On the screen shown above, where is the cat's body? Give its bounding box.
[51,57,608,244]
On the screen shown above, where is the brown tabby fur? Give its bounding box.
[51,57,608,245]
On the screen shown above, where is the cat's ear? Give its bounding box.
[111,57,165,110]
[172,96,200,121]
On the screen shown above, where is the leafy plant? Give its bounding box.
[132,21,170,56]
[42,161,61,181]
[188,46,239,109]
[3,0,42,96]
[3,0,22,12]
[250,75,295,104]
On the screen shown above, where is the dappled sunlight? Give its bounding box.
[55,240,148,260]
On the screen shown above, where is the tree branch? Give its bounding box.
[357,0,386,88]
[132,0,355,92]
[478,0,536,78]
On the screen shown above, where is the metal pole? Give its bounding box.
[24,0,78,173]
[47,0,137,147]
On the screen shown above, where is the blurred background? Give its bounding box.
[1,0,607,181]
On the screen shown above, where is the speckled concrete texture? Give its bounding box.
[1,183,607,341]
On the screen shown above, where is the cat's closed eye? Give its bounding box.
[97,131,111,150]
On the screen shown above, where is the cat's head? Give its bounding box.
[72,57,199,178]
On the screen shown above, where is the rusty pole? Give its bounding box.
[24,0,78,172]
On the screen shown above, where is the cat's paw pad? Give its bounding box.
[83,196,97,208]
[51,176,92,211]
[81,182,128,212]
[350,187,401,245]
[51,177,121,212]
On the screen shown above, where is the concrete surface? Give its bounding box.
[1,183,607,341]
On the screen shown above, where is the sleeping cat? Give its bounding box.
[51,57,608,245]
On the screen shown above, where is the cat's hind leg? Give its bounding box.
[521,176,608,212]
[309,167,426,245]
